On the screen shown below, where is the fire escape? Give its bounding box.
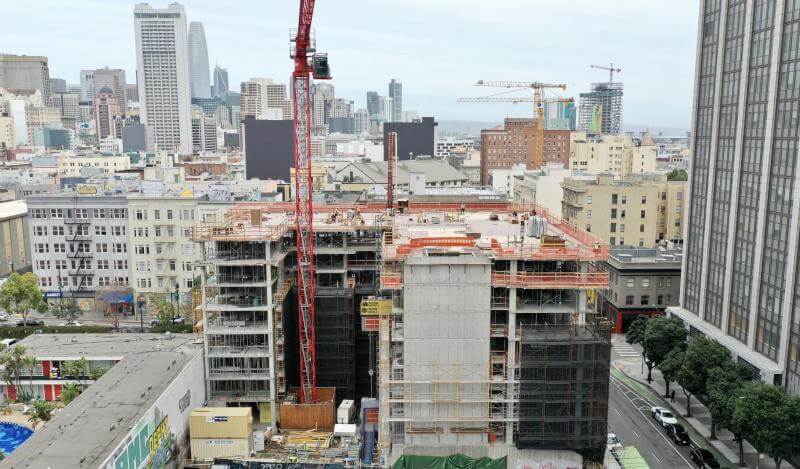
[65,205,93,293]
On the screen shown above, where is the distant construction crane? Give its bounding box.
[590,62,622,83]
[290,0,331,404]
[458,81,567,169]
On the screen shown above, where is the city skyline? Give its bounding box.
[3,0,696,127]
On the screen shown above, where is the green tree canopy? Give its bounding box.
[147,293,177,326]
[643,316,686,383]
[0,273,47,322]
[626,316,647,346]
[49,298,83,324]
[677,336,731,417]
[667,169,688,181]
[658,346,685,397]
[732,382,800,468]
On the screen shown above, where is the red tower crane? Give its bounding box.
[290,0,330,403]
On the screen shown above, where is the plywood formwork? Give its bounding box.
[280,387,336,431]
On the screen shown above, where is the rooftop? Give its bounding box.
[606,246,683,270]
[0,200,27,221]
[4,334,202,468]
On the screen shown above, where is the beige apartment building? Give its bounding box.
[569,132,656,176]
[561,173,685,248]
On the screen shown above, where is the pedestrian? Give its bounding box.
[671,389,676,402]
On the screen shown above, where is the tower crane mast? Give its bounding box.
[590,62,622,82]
[290,0,330,404]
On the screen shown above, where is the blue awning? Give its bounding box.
[103,292,134,303]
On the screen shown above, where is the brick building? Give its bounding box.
[480,118,570,185]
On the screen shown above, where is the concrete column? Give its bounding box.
[265,241,277,429]
[748,1,786,350]
[721,0,755,336]
[680,0,707,306]
[505,260,517,444]
[199,261,211,399]
[698,0,729,322]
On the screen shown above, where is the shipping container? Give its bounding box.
[190,438,251,461]
[190,407,253,439]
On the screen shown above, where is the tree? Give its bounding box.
[49,298,83,324]
[0,273,48,323]
[707,365,741,442]
[60,382,82,405]
[0,345,31,402]
[147,293,176,326]
[733,382,800,468]
[667,169,688,181]
[643,317,686,383]
[63,357,90,389]
[677,336,730,417]
[626,315,647,346]
[27,399,53,430]
[658,346,685,397]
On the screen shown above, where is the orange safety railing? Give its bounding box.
[491,271,609,289]
[489,239,609,261]
[394,236,476,256]
[380,270,403,289]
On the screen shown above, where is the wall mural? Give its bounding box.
[114,408,176,469]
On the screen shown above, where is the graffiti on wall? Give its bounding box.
[114,410,176,469]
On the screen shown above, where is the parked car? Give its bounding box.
[606,432,623,452]
[0,338,18,348]
[16,318,44,327]
[0,312,9,321]
[150,316,185,326]
[665,423,690,445]
[690,447,720,468]
[59,321,83,327]
[651,406,678,427]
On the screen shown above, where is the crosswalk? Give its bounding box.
[611,334,643,358]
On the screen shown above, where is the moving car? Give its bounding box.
[607,432,623,452]
[651,406,678,427]
[689,447,720,468]
[150,316,185,326]
[664,423,690,445]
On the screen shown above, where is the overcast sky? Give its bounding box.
[3,0,698,128]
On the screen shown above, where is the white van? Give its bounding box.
[0,338,18,348]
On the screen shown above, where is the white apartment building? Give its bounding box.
[569,132,656,176]
[134,3,191,154]
[58,154,130,177]
[240,78,292,120]
[435,137,476,157]
[27,195,131,297]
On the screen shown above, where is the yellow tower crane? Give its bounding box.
[458,81,568,169]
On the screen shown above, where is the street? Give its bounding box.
[609,335,700,468]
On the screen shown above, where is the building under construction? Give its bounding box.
[194,199,610,466]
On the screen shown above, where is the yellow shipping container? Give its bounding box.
[190,438,250,461]
[190,407,253,439]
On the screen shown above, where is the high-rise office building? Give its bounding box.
[93,68,127,111]
[577,82,623,134]
[239,78,292,120]
[312,82,335,127]
[0,54,51,104]
[133,2,191,154]
[213,65,229,98]
[188,21,211,99]
[388,79,402,123]
[378,96,393,123]
[366,91,379,118]
[95,87,122,139]
[50,78,67,94]
[354,108,369,134]
[79,69,95,103]
[668,0,800,395]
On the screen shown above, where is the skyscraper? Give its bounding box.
[93,67,127,111]
[668,0,800,395]
[213,65,229,97]
[50,78,67,94]
[0,54,51,104]
[134,2,191,154]
[94,87,122,139]
[577,82,623,134]
[188,21,211,99]
[389,79,402,123]
[366,91,379,118]
[312,82,335,127]
[79,69,95,103]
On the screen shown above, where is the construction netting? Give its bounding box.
[393,454,507,469]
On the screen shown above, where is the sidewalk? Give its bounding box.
[612,335,773,469]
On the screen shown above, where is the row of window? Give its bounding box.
[136,277,194,289]
[133,244,194,255]
[37,259,128,270]
[34,243,127,254]
[34,226,126,237]
[40,276,129,288]
[135,260,192,272]
[30,208,127,219]
[132,226,190,238]
[132,208,195,222]
[623,294,672,306]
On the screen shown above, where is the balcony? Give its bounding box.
[490,271,609,290]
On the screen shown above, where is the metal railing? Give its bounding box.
[491,271,609,289]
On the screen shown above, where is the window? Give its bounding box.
[182,228,192,237]
[50,209,63,219]
[112,226,126,236]
[612,194,618,204]
[75,208,88,219]
[34,226,47,236]
[52,243,66,254]
[169,260,176,271]
[675,219,681,227]
[657,294,664,305]
[620,237,624,245]
[676,192,682,200]
[641,196,647,204]
[640,224,645,233]
[186,278,194,289]
[154,227,162,237]
[620,224,626,233]
[625,295,634,305]
[641,210,646,218]
[586,224,591,232]
[639,238,645,247]
[664,277,672,288]
[55,260,67,270]
[110,208,127,219]
[115,260,128,270]
[621,195,627,204]
[137,278,151,289]
[182,261,192,272]
[586,210,592,219]
[95,226,107,236]
[166,210,173,220]
[621,210,626,218]
[154,210,161,220]
[136,262,149,272]
[134,227,149,237]
[35,243,48,253]
[626,278,635,288]
[93,208,106,219]
[167,227,174,237]
[610,237,616,245]
[37,260,50,270]
[31,209,46,219]
[97,260,110,270]
[665,294,672,304]
[641,277,650,287]
[587,196,592,204]
[113,243,127,253]
[52,226,64,236]
[96,243,108,253]
[98,277,111,287]
[611,208,618,218]
[135,210,146,220]
[182,244,193,255]
[610,223,617,233]
[135,245,149,255]
[641,295,650,305]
